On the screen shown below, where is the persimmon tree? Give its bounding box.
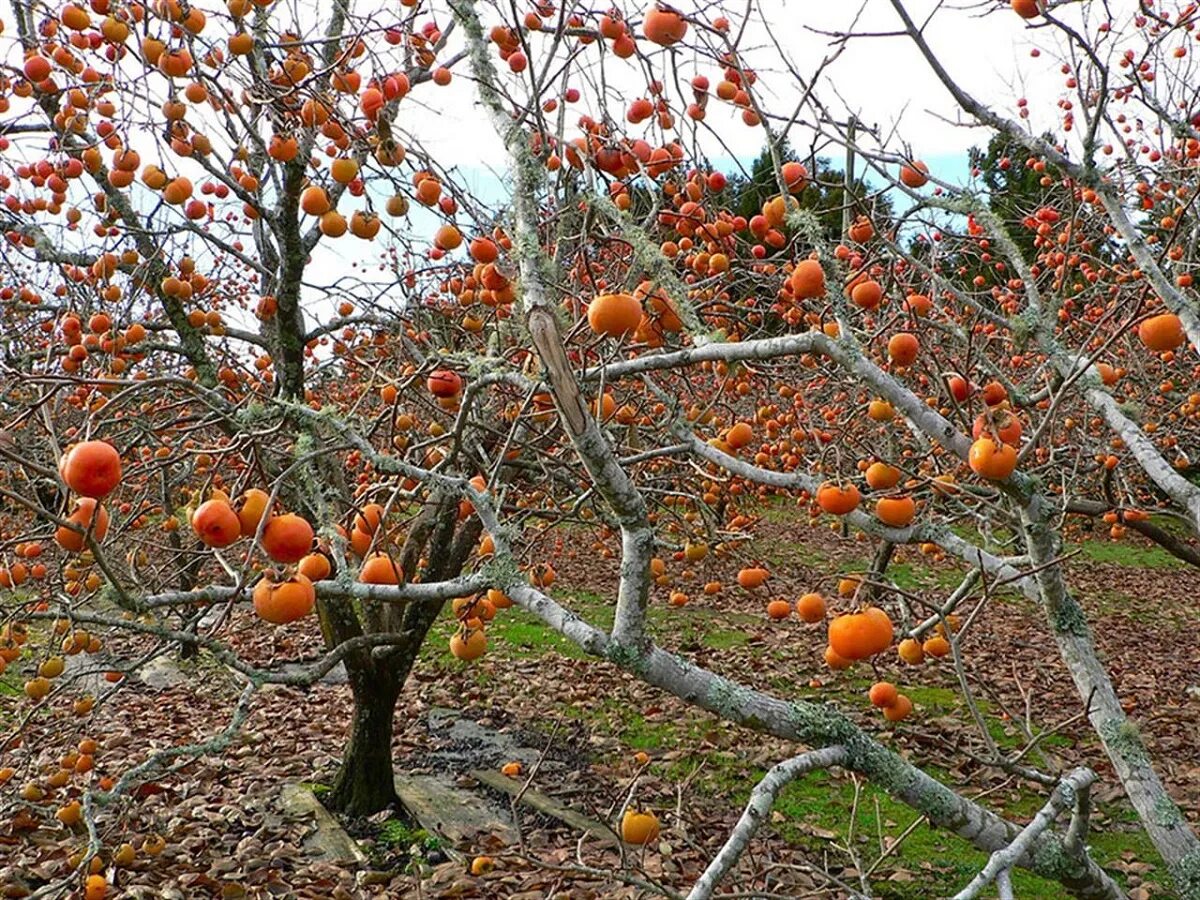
[1,0,1199,898]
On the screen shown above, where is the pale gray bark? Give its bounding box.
[688,747,849,900]
[1085,389,1200,532]
[1020,497,1200,889]
[954,768,1097,900]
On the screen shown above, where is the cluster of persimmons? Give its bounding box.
[2,0,1200,888]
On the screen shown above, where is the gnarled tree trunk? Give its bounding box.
[322,487,483,817]
[327,664,404,817]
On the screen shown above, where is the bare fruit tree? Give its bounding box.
[0,0,1198,897]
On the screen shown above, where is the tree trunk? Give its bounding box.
[319,484,482,818]
[1020,499,1200,895]
[326,666,403,817]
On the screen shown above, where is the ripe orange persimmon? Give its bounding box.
[973,410,1023,446]
[641,6,686,45]
[816,482,860,515]
[300,185,330,216]
[320,211,347,237]
[868,681,898,708]
[329,157,359,184]
[1138,313,1185,352]
[298,552,332,581]
[725,421,753,450]
[469,236,498,263]
[236,488,270,537]
[487,588,513,609]
[470,856,494,876]
[56,498,109,552]
[354,503,385,535]
[347,528,373,556]
[981,381,1009,406]
[192,499,240,548]
[875,495,916,528]
[899,161,929,188]
[228,31,254,54]
[84,875,108,900]
[923,634,951,657]
[253,573,315,624]
[790,259,825,299]
[848,217,874,243]
[261,513,314,563]
[450,627,487,660]
[850,279,883,309]
[825,572,854,598]
[865,462,901,490]
[968,438,1017,480]
[766,599,791,619]
[427,369,462,397]
[795,592,826,623]
[529,563,556,588]
[24,56,52,82]
[904,293,932,316]
[781,161,808,192]
[61,441,122,498]
[162,177,193,204]
[883,694,913,721]
[887,333,919,366]
[587,293,643,338]
[868,399,895,421]
[824,645,852,669]
[898,638,924,665]
[737,566,769,589]
[828,607,893,660]
[620,809,660,844]
[434,223,463,251]
[360,553,400,584]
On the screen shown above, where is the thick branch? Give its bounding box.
[953,769,1098,900]
[687,747,850,900]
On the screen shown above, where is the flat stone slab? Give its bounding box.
[394,773,517,849]
[137,655,187,689]
[62,648,112,695]
[268,660,349,685]
[471,768,617,847]
[424,707,545,768]
[279,784,368,864]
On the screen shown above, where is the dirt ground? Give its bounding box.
[2,513,1197,898]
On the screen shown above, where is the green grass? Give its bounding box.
[377,819,441,852]
[699,628,750,649]
[617,712,682,751]
[424,587,762,664]
[647,604,756,650]
[1,651,25,724]
[0,673,19,696]
[654,716,1162,898]
[639,716,1159,898]
[949,522,1017,548]
[769,772,1167,898]
[1069,539,1183,569]
[887,561,975,592]
[561,695,711,753]
[423,588,611,664]
[487,618,588,658]
[756,540,834,569]
[414,529,1180,896]
[1147,514,1195,537]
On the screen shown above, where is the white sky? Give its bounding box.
[300,0,1081,298]
[1,0,1107,324]
[391,0,1062,175]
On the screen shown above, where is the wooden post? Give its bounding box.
[842,115,857,237]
